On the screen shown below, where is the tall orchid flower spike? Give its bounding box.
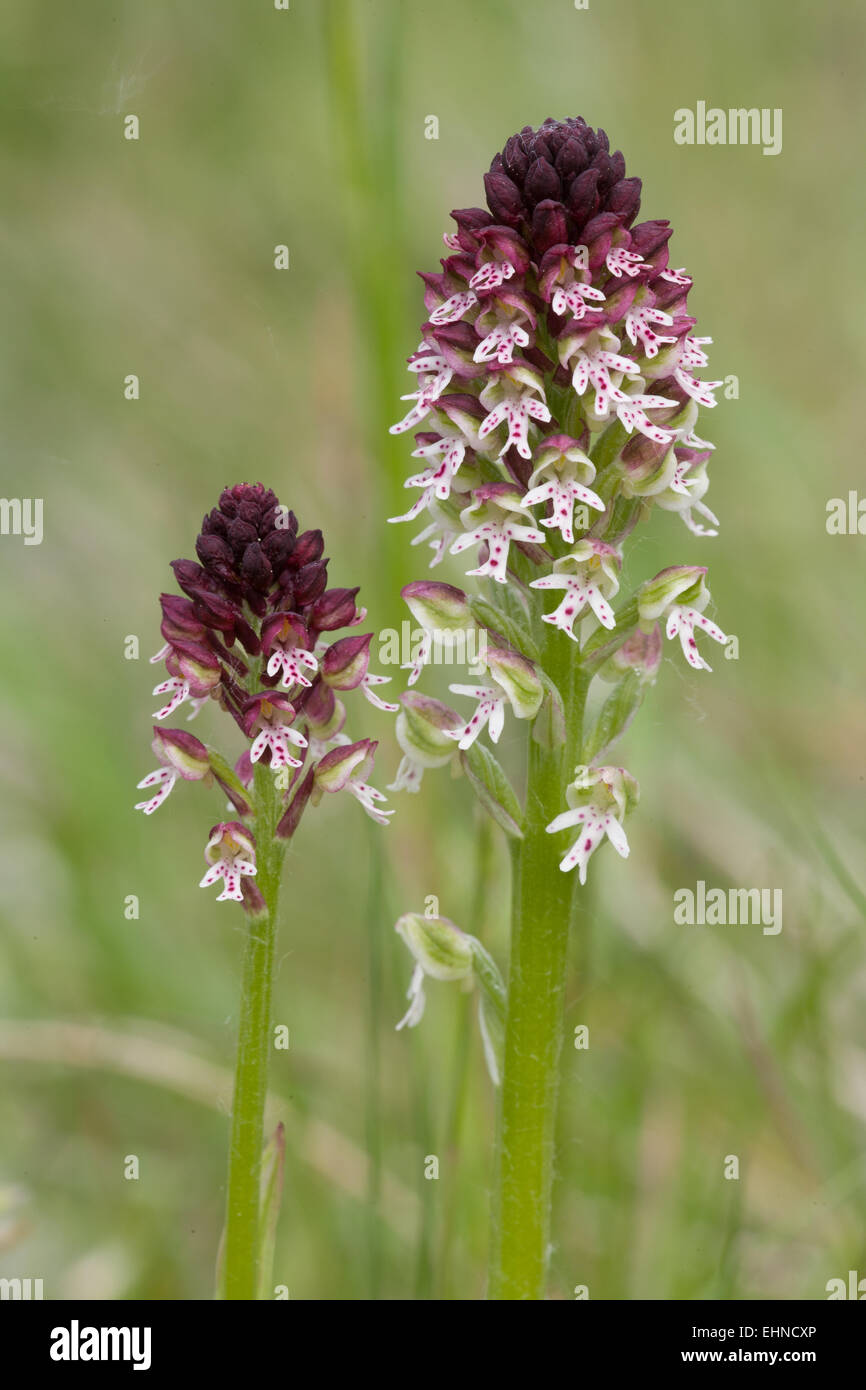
[134,482,390,1301]
[386,117,732,1300]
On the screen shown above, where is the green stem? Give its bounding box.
[437,812,494,1298]
[489,630,590,1300]
[221,764,286,1300]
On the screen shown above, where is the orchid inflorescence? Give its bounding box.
[388,116,729,884]
[135,483,393,905]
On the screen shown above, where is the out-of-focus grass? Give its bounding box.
[0,0,864,1299]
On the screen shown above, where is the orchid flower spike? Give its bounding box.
[135,483,392,906]
[384,115,729,884]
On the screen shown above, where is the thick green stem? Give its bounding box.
[489,632,590,1300]
[221,764,285,1300]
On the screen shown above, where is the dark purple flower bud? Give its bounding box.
[483,170,524,228]
[293,561,328,607]
[608,177,642,225]
[297,676,338,731]
[170,558,210,597]
[524,157,561,207]
[196,532,236,578]
[291,529,324,568]
[532,200,569,255]
[566,167,601,228]
[311,587,360,631]
[629,219,672,257]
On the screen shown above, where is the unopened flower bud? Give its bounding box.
[485,648,544,720]
[321,633,372,691]
[401,580,473,635]
[638,565,707,622]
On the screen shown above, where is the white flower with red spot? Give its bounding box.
[312,738,394,827]
[389,341,454,436]
[606,246,644,278]
[451,484,546,584]
[530,540,620,640]
[135,728,211,814]
[388,433,468,521]
[674,365,722,408]
[259,614,320,696]
[521,435,605,545]
[473,318,530,365]
[250,722,307,770]
[660,266,692,286]
[267,645,318,690]
[615,391,677,445]
[199,822,257,903]
[656,453,719,537]
[624,304,676,359]
[638,566,728,670]
[562,327,641,415]
[445,684,506,750]
[551,277,606,321]
[429,289,478,326]
[444,648,543,751]
[469,259,515,292]
[360,673,399,713]
[152,676,192,720]
[664,605,728,671]
[547,765,639,883]
[477,373,552,460]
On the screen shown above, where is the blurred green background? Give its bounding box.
[0,0,864,1300]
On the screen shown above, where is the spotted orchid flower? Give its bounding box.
[199,822,258,903]
[135,728,211,815]
[530,540,620,639]
[546,766,639,882]
[521,435,605,545]
[451,483,546,584]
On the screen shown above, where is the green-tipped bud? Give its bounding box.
[311,738,375,801]
[396,913,474,982]
[485,647,544,720]
[401,580,474,635]
[638,566,708,623]
[396,692,461,768]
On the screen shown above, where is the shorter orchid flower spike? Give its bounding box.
[530,540,621,639]
[140,483,390,901]
[200,822,258,903]
[546,765,639,883]
[135,728,211,814]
